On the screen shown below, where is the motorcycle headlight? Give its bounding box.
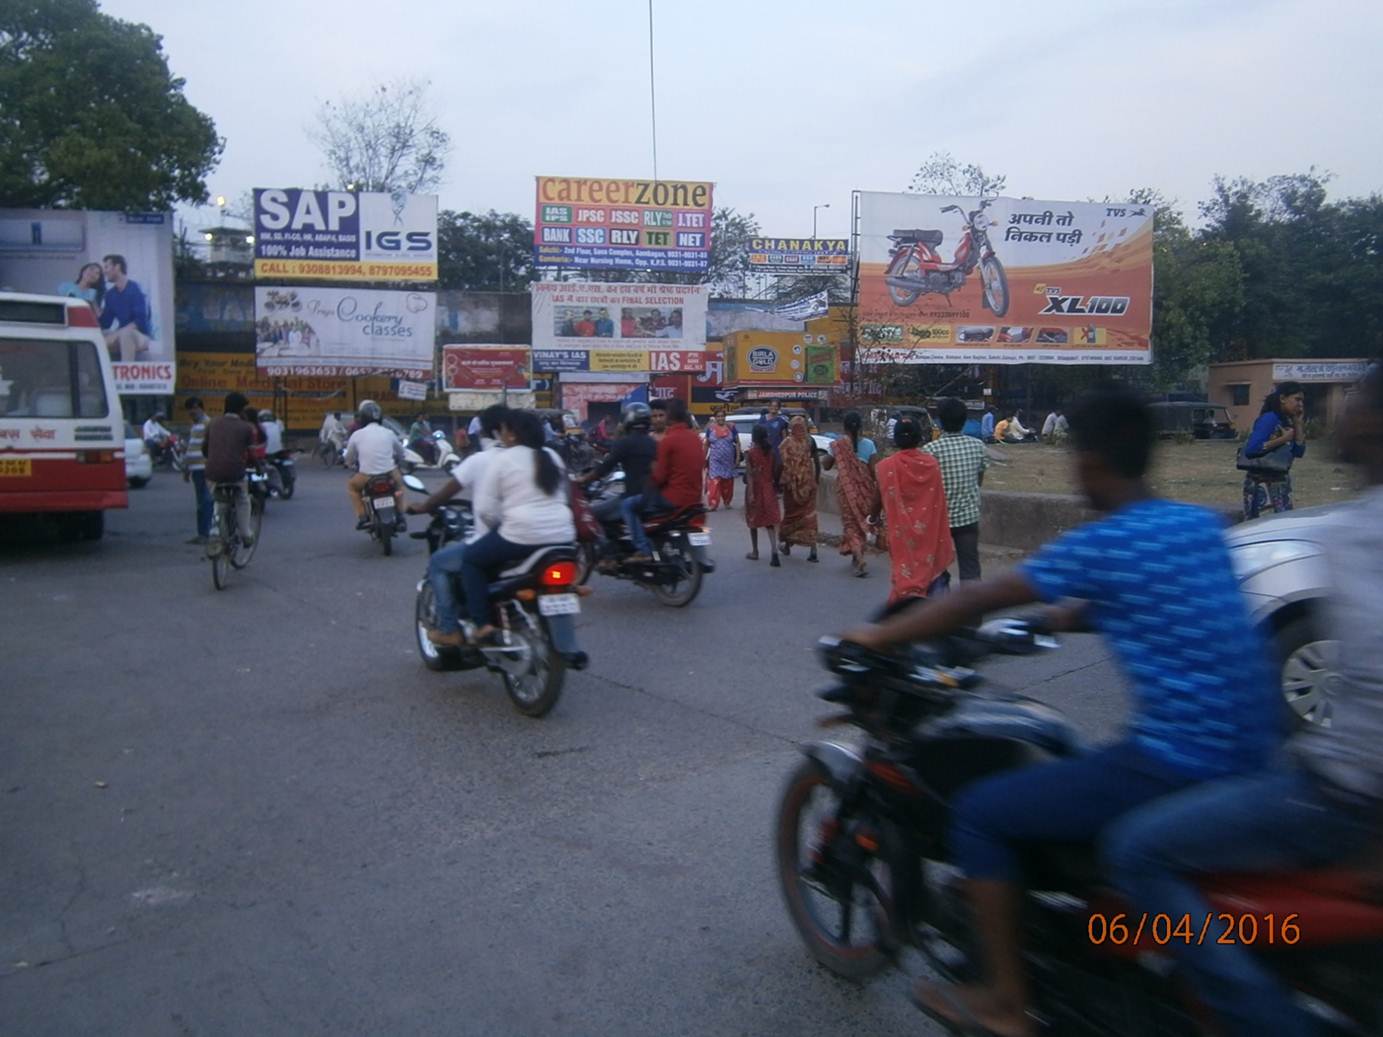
[1226,539,1318,581]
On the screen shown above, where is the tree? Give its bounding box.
[0,0,223,210]
[436,210,534,292]
[908,151,1006,198]
[311,79,450,194]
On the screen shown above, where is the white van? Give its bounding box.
[0,291,127,539]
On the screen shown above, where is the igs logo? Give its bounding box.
[748,347,778,373]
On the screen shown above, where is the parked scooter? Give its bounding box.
[405,475,587,718]
[884,196,1008,315]
[402,430,460,474]
[577,473,713,607]
[776,621,1383,1034]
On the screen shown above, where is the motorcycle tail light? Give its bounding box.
[868,761,918,796]
[541,561,577,587]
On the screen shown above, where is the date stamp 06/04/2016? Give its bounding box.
[1088,912,1302,947]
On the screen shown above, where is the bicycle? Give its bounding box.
[208,473,266,589]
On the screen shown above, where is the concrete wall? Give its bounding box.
[817,469,1240,551]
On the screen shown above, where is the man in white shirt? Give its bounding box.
[320,411,346,450]
[258,410,285,456]
[344,400,405,530]
[143,411,171,455]
[408,404,510,647]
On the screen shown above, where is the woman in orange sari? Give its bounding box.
[779,416,820,562]
[872,416,955,612]
[822,411,877,577]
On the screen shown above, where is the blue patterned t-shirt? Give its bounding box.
[1020,498,1280,778]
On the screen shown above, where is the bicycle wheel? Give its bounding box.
[231,498,262,569]
[211,507,233,590]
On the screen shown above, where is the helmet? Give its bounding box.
[622,401,652,429]
[357,399,382,425]
[258,409,275,422]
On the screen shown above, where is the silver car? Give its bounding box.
[1224,504,1346,725]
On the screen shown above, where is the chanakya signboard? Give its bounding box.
[856,192,1153,365]
[533,176,713,272]
[253,189,438,282]
[748,237,849,273]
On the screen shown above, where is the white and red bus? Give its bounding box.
[0,292,127,540]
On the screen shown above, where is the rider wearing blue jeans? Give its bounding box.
[1102,369,1383,1037]
[844,385,1281,1037]
[410,404,509,649]
[459,411,575,642]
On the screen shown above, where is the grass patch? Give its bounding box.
[982,439,1362,509]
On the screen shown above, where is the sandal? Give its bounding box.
[770,554,781,568]
[909,982,1032,1037]
[745,552,759,561]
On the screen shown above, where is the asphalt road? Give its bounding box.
[1,464,1127,1036]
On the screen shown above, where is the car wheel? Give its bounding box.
[128,477,149,488]
[1275,614,1340,727]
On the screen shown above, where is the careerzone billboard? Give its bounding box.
[253,189,438,281]
[533,177,713,272]
[0,209,177,394]
[856,192,1153,365]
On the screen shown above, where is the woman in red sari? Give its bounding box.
[743,423,782,566]
[779,416,820,562]
[872,417,955,611]
[822,411,877,577]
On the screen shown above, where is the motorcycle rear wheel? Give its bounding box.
[278,475,295,500]
[499,611,565,718]
[887,253,923,307]
[775,758,893,980]
[651,544,703,607]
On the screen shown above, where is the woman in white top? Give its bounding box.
[459,409,575,640]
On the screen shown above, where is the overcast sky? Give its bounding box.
[106,0,1383,237]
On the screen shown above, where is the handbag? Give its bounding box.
[1235,439,1294,476]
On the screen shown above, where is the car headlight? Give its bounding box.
[1226,539,1319,581]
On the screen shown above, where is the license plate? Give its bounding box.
[688,531,711,547]
[538,593,580,616]
[372,496,395,508]
[0,458,31,477]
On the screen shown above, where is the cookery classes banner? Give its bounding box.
[531,282,709,351]
[441,346,532,390]
[253,188,438,281]
[533,176,713,272]
[254,286,436,378]
[856,192,1153,365]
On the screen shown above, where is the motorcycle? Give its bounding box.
[776,622,1383,1035]
[359,472,403,555]
[402,429,460,475]
[577,473,713,607]
[404,475,587,718]
[884,197,1008,316]
[269,450,297,499]
[149,432,186,472]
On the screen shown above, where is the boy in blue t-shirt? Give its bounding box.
[844,385,1280,1037]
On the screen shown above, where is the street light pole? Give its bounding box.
[812,203,831,240]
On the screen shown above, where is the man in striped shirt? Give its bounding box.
[183,396,211,544]
[923,397,989,581]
